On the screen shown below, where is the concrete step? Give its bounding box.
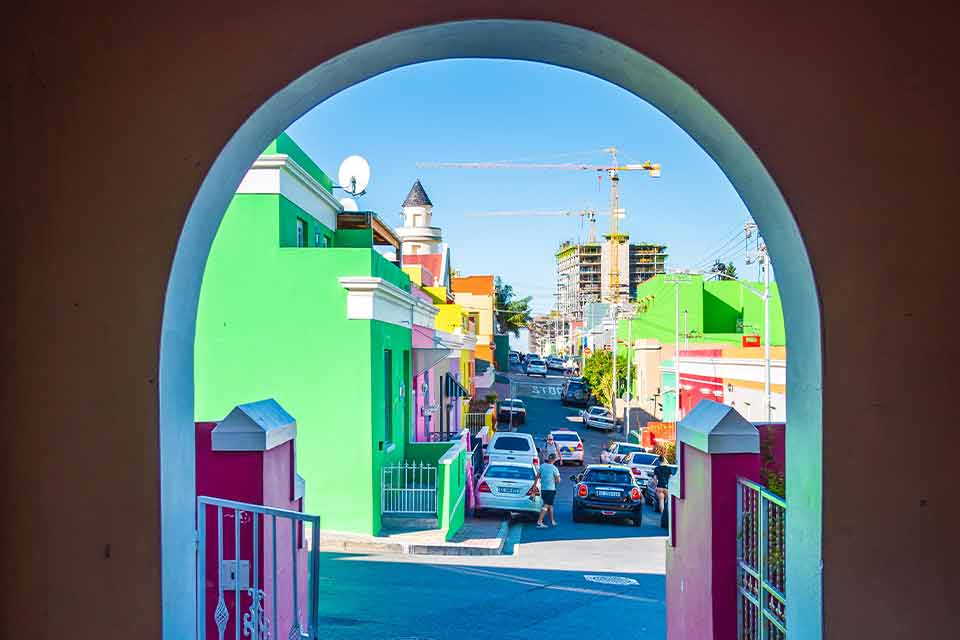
[381,515,439,531]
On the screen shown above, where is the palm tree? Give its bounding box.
[494,277,533,336]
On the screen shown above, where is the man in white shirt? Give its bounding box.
[536,453,562,528]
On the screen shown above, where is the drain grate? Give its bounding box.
[584,574,639,586]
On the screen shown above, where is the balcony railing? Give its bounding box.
[737,477,787,639]
[197,496,321,640]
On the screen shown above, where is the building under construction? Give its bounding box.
[556,234,667,322]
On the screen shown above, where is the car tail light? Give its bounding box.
[483,455,489,465]
[478,481,491,493]
[532,457,540,466]
[630,487,642,501]
[577,483,588,498]
[631,467,642,475]
[576,442,583,451]
[527,482,540,497]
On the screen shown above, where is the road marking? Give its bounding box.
[584,574,640,586]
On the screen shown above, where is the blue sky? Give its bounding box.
[287,59,756,343]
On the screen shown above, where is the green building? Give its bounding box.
[194,134,451,536]
[619,273,785,348]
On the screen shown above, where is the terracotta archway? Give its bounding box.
[162,20,821,638]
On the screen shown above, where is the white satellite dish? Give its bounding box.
[339,197,359,212]
[337,155,370,195]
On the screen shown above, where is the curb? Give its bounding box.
[319,519,511,557]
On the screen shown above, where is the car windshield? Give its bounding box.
[485,465,536,480]
[617,444,643,455]
[627,453,660,465]
[591,408,610,416]
[567,382,586,391]
[530,360,545,366]
[502,400,524,408]
[491,436,533,452]
[552,433,580,442]
[584,469,632,484]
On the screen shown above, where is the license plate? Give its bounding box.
[597,490,621,498]
[498,487,522,495]
[601,510,616,516]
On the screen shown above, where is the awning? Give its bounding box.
[413,347,452,377]
[445,374,470,399]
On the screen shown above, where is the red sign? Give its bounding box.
[583,347,592,355]
[742,335,761,347]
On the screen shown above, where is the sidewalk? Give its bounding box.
[320,516,511,556]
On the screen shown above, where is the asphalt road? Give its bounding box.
[314,369,666,640]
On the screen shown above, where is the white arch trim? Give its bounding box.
[161,19,822,639]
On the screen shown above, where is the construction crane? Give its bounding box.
[418,148,661,303]
[463,209,602,242]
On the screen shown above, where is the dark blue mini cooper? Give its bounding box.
[571,464,644,526]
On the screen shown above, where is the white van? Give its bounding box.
[484,432,540,469]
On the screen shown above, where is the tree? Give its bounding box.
[711,259,738,280]
[494,277,533,337]
[581,350,628,409]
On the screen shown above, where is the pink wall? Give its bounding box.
[667,442,762,640]
[196,423,308,639]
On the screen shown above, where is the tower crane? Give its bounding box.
[463,209,602,242]
[417,147,661,303]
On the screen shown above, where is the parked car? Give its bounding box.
[476,461,543,517]
[581,405,616,431]
[485,432,540,468]
[621,451,662,485]
[497,398,527,424]
[561,378,590,407]
[549,429,584,465]
[571,464,644,526]
[508,352,520,366]
[546,355,565,370]
[600,441,647,464]
[644,463,679,507]
[525,358,547,377]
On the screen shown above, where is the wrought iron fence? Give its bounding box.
[197,496,321,640]
[381,460,438,515]
[737,477,787,639]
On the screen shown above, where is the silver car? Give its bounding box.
[476,462,543,515]
[526,358,547,377]
[581,406,616,431]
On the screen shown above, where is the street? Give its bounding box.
[315,368,667,640]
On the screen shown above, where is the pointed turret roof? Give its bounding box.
[403,179,433,207]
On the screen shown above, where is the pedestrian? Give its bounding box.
[543,433,562,465]
[652,455,672,514]
[536,453,561,528]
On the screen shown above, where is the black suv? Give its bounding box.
[571,464,644,526]
[561,378,590,407]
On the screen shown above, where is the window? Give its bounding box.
[583,469,632,484]
[383,349,393,445]
[314,230,328,247]
[490,436,533,452]
[402,351,410,442]
[484,465,536,480]
[296,218,307,247]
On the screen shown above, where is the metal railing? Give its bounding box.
[470,438,484,477]
[381,461,438,515]
[737,477,787,640]
[464,412,487,435]
[426,430,462,442]
[197,496,321,640]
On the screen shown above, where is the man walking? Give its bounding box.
[536,453,561,528]
[652,455,672,514]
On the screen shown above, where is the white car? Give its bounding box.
[484,432,540,469]
[621,451,662,484]
[476,462,543,515]
[581,406,616,431]
[525,358,547,377]
[600,441,647,465]
[549,429,584,465]
[497,398,527,424]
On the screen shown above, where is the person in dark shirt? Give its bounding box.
[653,455,673,514]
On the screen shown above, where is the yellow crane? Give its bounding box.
[418,148,661,302]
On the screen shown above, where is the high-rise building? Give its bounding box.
[556,234,667,322]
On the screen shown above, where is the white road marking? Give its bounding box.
[584,574,640,586]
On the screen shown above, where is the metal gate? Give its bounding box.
[197,496,321,640]
[381,461,437,515]
[737,477,787,639]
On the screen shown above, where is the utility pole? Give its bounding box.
[762,245,772,423]
[625,305,634,439]
[665,273,691,422]
[611,304,618,419]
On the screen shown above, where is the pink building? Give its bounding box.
[196,400,311,640]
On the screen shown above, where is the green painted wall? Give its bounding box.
[278,197,333,248]
[195,191,412,535]
[619,274,786,348]
[493,334,510,371]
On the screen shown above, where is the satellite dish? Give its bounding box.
[339,197,359,212]
[338,155,370,195]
